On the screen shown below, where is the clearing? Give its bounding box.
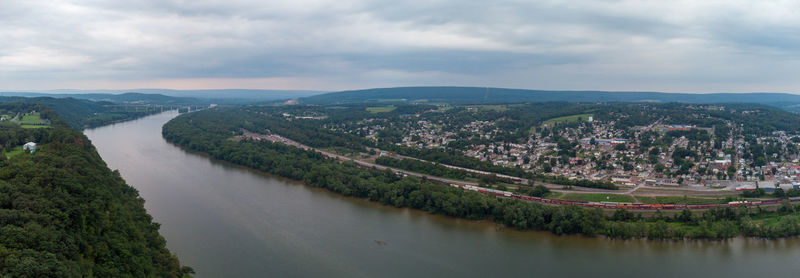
[19,112,50,128]
[558,193,636,203]
[3,146,24,158]
[367,106,397,113]
[542,113,593,127]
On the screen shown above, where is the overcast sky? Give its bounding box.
[1,0,799,93]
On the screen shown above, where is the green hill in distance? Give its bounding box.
[2,89,324,104]
[300,86,800,111]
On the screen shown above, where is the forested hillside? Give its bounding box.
[0,97,166,129]
[0,103,191,277]
[300,86,800,111]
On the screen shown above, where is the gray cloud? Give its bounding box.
[1,0,799,92]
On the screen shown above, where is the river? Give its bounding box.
[84,111,800,277]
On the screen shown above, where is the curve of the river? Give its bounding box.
[84,111,800,278]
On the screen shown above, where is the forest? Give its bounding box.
[0,96,174,130]
[0,103,192,277]
[299,86,800,111]
[162,107,800,240]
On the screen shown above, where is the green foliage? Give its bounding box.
[0,97,162,129]
[375,157,469,180]
[741,188,766,198]
[0,103,189,277]
[366,106,396,113]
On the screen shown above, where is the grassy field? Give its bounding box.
[19,112,50,128]
[20,112,42,122]
[559,193,636,203]
[433,106,453,112]
[547,191,563,198]
[542,113,593,126]
[366,106,397,113]
[375,99,407,102]
[3,146,24,158]
[474,105,508,112]
[21,124,51,129]
[635,195,726,205]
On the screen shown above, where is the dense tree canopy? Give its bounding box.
[0,103,191,277]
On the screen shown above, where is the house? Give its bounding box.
[23,142,36,153]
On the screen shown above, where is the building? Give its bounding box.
[714,159,732,168]
[579,138,628,145]
[23,142,36,153]
[668,124,694,131]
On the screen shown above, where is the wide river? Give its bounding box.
[85,111,800,277]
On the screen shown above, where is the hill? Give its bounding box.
[3,89,325,104]
[300,86,800,110]
[0,97,170,129]
[0,102,191,277]
[0,92,201,105]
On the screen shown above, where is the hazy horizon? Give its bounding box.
[2,86,799,96]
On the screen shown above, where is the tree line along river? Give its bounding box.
[84,111,800,278]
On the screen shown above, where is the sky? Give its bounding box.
[1,0,799,93]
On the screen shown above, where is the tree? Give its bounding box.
[727,165,736,177]
[677,209,693,223]
[774,188,786,198]
[654,163,666,173]
[531,185,550,197]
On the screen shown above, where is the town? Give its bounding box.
[308,103,800,195]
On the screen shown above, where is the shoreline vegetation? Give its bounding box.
[163,108,800,240]
[0,103,192,277]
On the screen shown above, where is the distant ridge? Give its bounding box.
[0,92,200,105]
[1,89,326,103]
[300,86,800,111]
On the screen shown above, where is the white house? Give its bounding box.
[23,142,36,153]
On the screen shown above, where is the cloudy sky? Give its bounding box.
[1,0,799,92]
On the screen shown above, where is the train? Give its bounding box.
[447,183,800,211]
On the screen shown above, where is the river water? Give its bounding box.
[84,111,800,277]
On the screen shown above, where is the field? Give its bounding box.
[635,195,726,205]
[20,113,42,122]
[542,113,593,126]
[19,112,50,128]
[433,106,453,112]
[21,124,51,129]
[558,193,636,203]
[366,106,397,113]
[375,99,407,102]
[2,146,24,158]
[474,105,508,112]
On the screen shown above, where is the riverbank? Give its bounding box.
[0,104,190,277]
[160,108,800,240]
[83,110,800,277]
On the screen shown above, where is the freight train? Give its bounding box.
[449,183,798,210]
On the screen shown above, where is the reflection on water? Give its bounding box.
[85,111,800,278]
